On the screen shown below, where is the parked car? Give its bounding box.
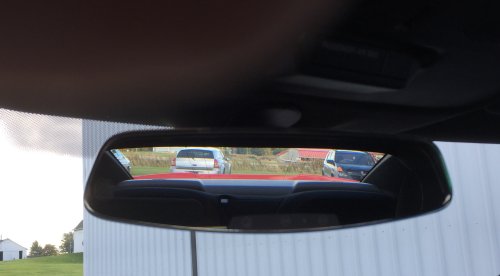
[322,150,376,180]
[110,149,132,173]
[170,148,231,174]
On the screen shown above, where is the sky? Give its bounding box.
[0,110,83,251]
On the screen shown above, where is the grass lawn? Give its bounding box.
[0,253,83,276]
[131,166,170,176]
[123,151,175,159]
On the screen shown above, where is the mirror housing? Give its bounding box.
[84,129,452,233]
[326,160,336,166]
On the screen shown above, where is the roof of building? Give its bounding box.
[277,148,330,159]
[74,220,83,231]
[297,148,330,159]
[0,239,27,250]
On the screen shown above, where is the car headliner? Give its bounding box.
[1,0,499,142]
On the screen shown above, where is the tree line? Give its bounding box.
[29,232,74,257]
[227,148,285,156]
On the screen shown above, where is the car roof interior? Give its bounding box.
[1,0,499,142]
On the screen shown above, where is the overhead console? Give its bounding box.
[281,38,438,96]
[305,39,436,89]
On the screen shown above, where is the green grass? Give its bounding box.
[0,253,83,276]
[131,166,170,176]
[123,151,176,159]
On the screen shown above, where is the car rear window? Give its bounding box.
[177,149,214,159]
[335,152,374,166]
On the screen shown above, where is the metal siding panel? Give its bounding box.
[84,214,191,276]
[323,230,346,275]
[373,224,398,276]
[356,227,380,276]
[82,121,190,276]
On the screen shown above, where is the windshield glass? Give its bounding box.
[112,147,385,181]
[177,149,214,159]
[335,151,375,166]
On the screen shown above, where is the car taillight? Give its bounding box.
[337,166,343,172]
[171,158,176,166]
[214,159,219,168]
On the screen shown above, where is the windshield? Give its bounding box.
[177,149,214,159]
[335,151,375,166]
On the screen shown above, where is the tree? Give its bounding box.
[272,148,285,155]
[41,244,58,256]
[59,232,74,254]
[235,148,249,154]
[221,147,232,155]
[30,241,43,257]
[250,148,265,156]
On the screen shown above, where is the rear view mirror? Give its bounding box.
[84,129,451,233]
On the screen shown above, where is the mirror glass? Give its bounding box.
[110,146,388,230]
[85,132,451,233]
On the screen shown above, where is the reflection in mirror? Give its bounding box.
[84,132,451,233]
[118,147,383,181]
[108,147,390,230]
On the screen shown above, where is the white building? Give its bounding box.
[0,239,27,261]
[73,221,84,253]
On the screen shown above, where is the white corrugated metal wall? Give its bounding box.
[82,121,193,276]
[83,121,500,276]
